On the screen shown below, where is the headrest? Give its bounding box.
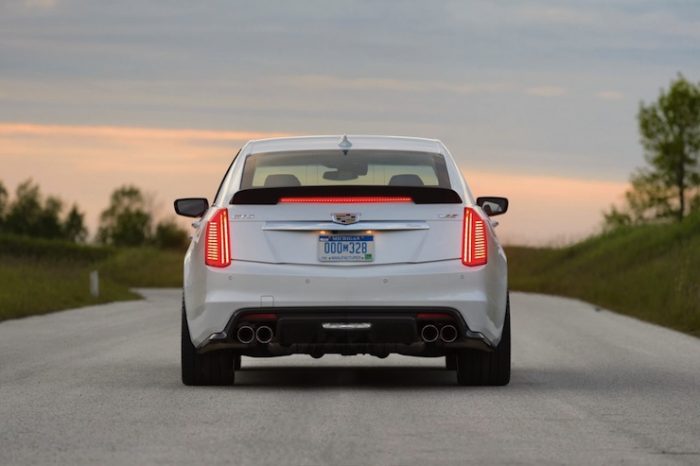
[263,174,302,187]
[388,174,424,186]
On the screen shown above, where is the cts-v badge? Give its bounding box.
[331,212,360,225]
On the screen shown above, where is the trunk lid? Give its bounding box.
[228,202,463,265]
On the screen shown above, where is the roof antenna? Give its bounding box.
[338,134,352,155]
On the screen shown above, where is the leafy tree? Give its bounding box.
[602,205,632,231]
[0,181,7,228]
[0,179,86,241]
[153,219,189,250]
[98,185,153,246]
[37,195,65,239]
[63,204,88,243]
[4,180,42,236]
[637,75,700,221]
[605,75,700,228]
[4,180,64,239]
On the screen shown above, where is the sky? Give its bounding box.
[1,0,699,244]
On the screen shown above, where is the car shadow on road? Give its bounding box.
[106,361,532,390]
[233,366,460,388]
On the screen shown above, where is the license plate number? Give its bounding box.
[318,235,374,262]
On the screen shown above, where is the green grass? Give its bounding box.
[99,247,184,288]
[506,212,700,337]
[0,256,138,320]
[0,234,184,321]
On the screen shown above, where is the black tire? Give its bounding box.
[181,300,235,386]
[445,353,458,370]
[233,354,242,371]
[456,296,511,386]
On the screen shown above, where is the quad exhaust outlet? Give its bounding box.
[236,325,255,344]
[421,323,459,343]
[420,324,439,343]
[440,324,458,343]
[255,325,274,344]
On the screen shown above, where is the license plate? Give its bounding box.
[318,235,374,262]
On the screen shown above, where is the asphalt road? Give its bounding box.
[1,290,699,465]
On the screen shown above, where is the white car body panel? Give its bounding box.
[183,135,507,350]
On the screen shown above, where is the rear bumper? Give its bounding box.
[184,258,507,349]
[199,307,494,356]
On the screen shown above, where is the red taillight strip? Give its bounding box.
[462,207,488,267]
[278,196,413,204]
[205,208,231,267]
[242,313,278,321]
[416,312,453,320]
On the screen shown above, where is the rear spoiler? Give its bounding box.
[231,186,463,205]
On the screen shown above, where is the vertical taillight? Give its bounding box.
[205,208,231,267]
[462,207,488,267]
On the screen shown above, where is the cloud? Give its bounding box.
[0,119,629,246]
[596,90,625,101]
[525,86,567,97]
[284,75,512,96]
[516,6,595,26]
[285,75,579,99]
[464,168,627,245]
[22,0,57,9]
[0,122,288,142]
[0,122,285,234]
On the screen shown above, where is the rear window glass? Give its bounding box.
[240,150,450,189]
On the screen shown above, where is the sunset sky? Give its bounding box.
[2,0,699,244]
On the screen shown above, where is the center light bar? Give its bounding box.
[278,196,413,204]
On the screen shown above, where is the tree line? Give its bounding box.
[0,181,188,249]
[605,74,700,228]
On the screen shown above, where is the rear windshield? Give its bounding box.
[240,150,451,189]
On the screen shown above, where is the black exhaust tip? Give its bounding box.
[420,324,439,343]
[255,325,274,344]
[440,324,458,343]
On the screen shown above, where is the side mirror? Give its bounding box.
[476,196,508,216]
[174,198,209,218]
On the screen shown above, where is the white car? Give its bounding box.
[175,135,510,386]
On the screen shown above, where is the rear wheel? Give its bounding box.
[181,301,235,386]
[445,353,458,370]
[456,297,511,386]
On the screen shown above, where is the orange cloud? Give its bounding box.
[0,122,629,244]
[464,169,628,245]
[0,122,289,234]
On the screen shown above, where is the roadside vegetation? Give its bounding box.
[0,182,187,321]
[506,211,700,337]
[0,234,184,321]
[509,75,700,337]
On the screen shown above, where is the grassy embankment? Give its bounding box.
[0,235,184,321]
[506,212,700,337]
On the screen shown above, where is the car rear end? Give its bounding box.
[178,136,510,386]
